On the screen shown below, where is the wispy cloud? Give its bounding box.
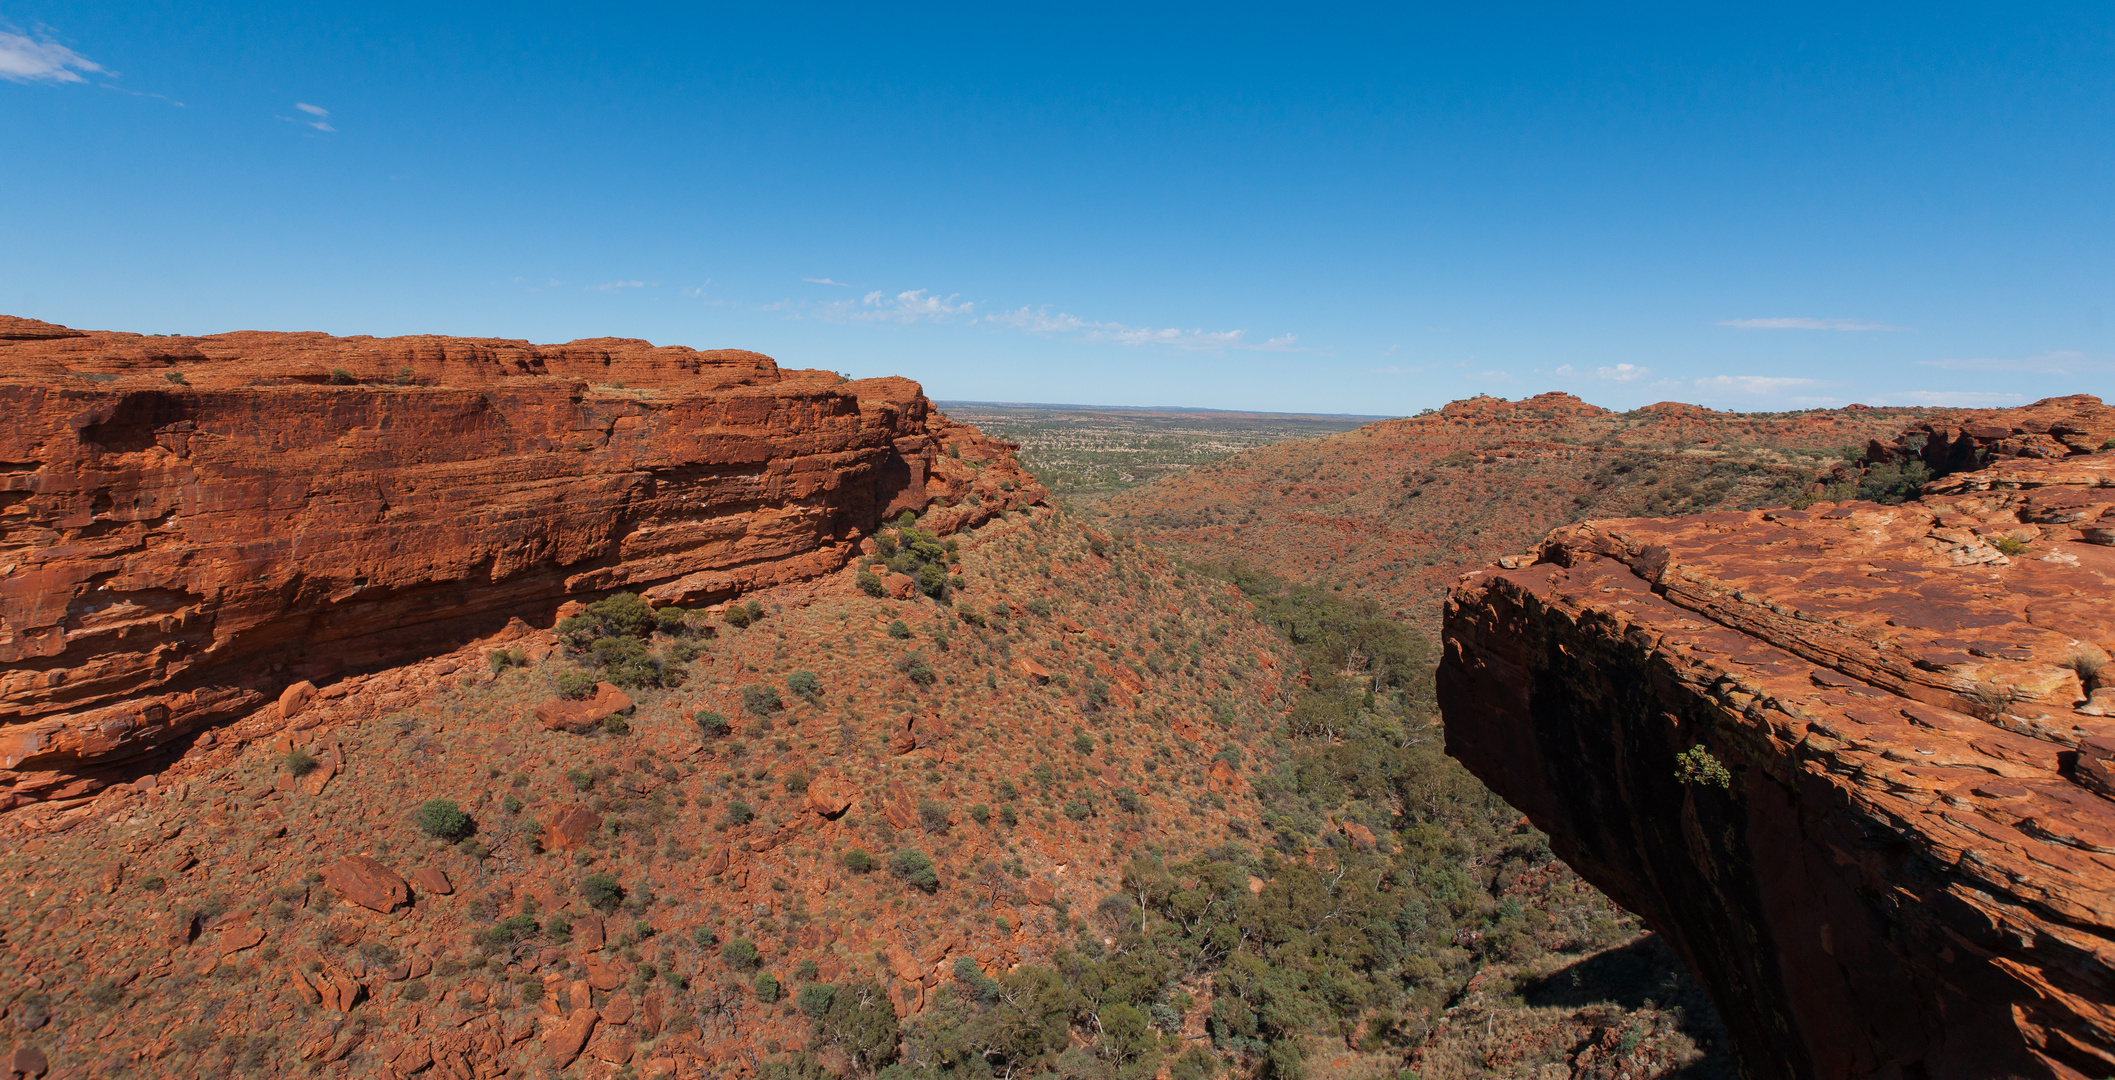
[1872,390,2028,407]
[823,289,975,324]
[1718,317,1909,332]
[1555,362,1650,382]
[983,305,1302,352]
[0,27,103,83]
[802,277,851,287]
[1694,375,1825,395]
[275,101,337,132]
[589,280,650,292]
[1918,351,2115,375]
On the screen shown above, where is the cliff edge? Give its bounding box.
[1440,396,2115,1079]
[0,316,1042,809]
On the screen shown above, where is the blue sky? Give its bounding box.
[5,3,2113,414]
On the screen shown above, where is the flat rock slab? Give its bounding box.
[534,683,633,733]
[322,854,409,914]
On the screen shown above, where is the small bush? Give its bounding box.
[999,805,1019,828]
[724,800,754,826]
[721,604,752,629]
[917,798,950,834]
[655,607,688,635]
[2063,649,2108,691]
[694,710,731,738]
[753,971,782,1003]
[283,747,319,777]
[857,570,886,597]
[414,799,475,841]
[1063,799,1092,821]
[487,648,527,673]
[1994,535,2031,556]
[742,684,783,716]
[1674,745,1733,788]
[889,848,940,893]
[723,937,762,971]
[555,670,597,699]
[897,653,936,686]
[782,770,811,794]
[601,713,630,736]
[797,981,836,1018]
[787,670,823,702]
[1026,598,1052,617]
[328,367,357,385]
[843,848,876,873]
[887,620,912,639]
[968,803,990,825]
[566,767,596,791]
[1112,787,1143,814]
[580,873,624,912]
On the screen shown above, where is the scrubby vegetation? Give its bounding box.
[556,591,707,689]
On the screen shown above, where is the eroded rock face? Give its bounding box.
[0,318,1042,808]
[1442,410,2115,1079]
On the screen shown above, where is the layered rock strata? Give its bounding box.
[1442,398,2115,1079]
[0,317,1041,808]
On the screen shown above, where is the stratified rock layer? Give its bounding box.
[0,318,1041,807]
[1442,398,2115,1080]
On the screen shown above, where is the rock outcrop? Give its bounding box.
[0,317,1042,808]
[1442,396,2115,1079]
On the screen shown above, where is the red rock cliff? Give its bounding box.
[0,316,1042,807]
[1441,396,2115,1079]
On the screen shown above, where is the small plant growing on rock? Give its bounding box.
[486,648,527,673]
[724,800,754,826]
[857,570,886,597]
[896,653,936,686]
[843,848,876,873]
[414,799,475,841]
[889,848,940,893]
[1994,535,2031,556]
[555,670,597,700]
[887,619,912,639]
[797,981,836,1017]
[283,747,319,777]
[2062,649,2107,692]
[787,670,823,703]
[580,873,624,913]
[917,798,951,834]
[1674,745,1733,789]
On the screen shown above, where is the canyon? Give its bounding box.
[0,316,1041,810]
[1442,395,2115,1079]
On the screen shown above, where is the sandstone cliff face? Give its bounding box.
[0,317,1042,808]
[1441,396,2115,1080]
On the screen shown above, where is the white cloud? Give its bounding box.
[1694,375,1825,395]
[296,102,328,117]
[588,280,649,291]
[1871,390,2028,407]
[276,102,336,132]
[0,28,103,83]
[1555,362,1650,382]
[1718,317,1908,332]
[982,305,1301,352]
[802,277,851,287]
[1918,351,2115,375]
[826,289,975,323]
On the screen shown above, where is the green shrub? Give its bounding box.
[796,981,836,1018]
[1112,787,1143,814]
[968,803,990,825]
[601,713,630,736]
[782,770,811,794]
[413,799,475,841]
[725,800,754,826]
[1063,799,1092,821]
[655,606,688,635]
[889,848,940,893]
[1026,598,1052,617]
[897,653,936,686]
[843,848,876,873]
[694,710,731,738]
[1994,535,2030,556]
[917,798,950,834]
[999,805,1019,828]
[1674,745,1733,788]
[887,619,912,639]
[555,670,597,699]
[917,563,949,598]
[487,648,527,673]
[566,767,595,791]
[283,747,318,777]
[742,684,783,715]
[721,604,753,629]
[723,937,761,971]
[580,873,624,912]
[787,670,823,702]
[328,367,356,385]
[753,971,782,1003]
[995,779,1019,801]
[857,570,886,597]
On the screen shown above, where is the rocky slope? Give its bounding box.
[1100,392,1947,626]
[1440,396,2115,1079]
[0,317,1042,811]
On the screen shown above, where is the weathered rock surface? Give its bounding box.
[533,682,634,733]
[0,318,1042,809]
[321,854,409,914]
[1442,401,2115,1079]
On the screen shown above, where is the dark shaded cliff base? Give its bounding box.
[1442,396,2115,1079]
